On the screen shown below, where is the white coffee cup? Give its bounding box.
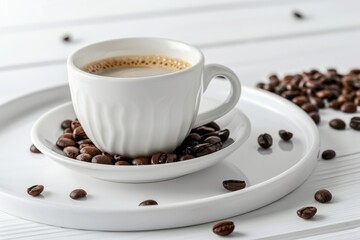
[67,38,241,157]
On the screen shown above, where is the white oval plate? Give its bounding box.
[0,84,319,231]
[31,101,251,183]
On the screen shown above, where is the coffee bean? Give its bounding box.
[63,146,79,159]
[62,34,72,42]
[113,154,132,162]
[151,152,177,164]
[297,206,317,219]
[63,128,73,134]
[314,189,332,203]
[203,136,221,144]
[78,139,93,145]
[71,120,81,130]
[281,90,301,100]
[223,180,246,191]
[79,143,95,149]
[328,100,342,109]
[354,96,360,106]
[73,126,87,140]
[204,121,220,131]
[316,90,333,99]
[115,160,130,165]
[341,102,357,113]
[132,157,150,165]
[80,146,101,156]
[212,221,235,236]
[185,133,201,142]
[309,112,320,125]
[322,149,336,160]
[179,155,195,161]
[27,185,44,196]
[192,143,217,157]
[350,116,360,130]
[193,126,215,135]
[256,82,265,89]
[309,96,325,109]
[70,189,87,200]
[30,144,41,153]
[278,130,293,141]
[292,96,308,106]
[301,103,318,113]
[76,153,92,162]
[91,155,112,164]
[61,120,72,129]
[139,199,158,206]
[56,138,77,149]
[200,129,229,142]
[292,10,304,19]
[60,133,74,139]
[258,133,272,149]
[329,118,346,130]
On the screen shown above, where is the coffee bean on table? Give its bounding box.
[63,146,80,159]
[341,102,357,113]
[91,155,112,164]
[139,199,158,206]
[297,206,317,219]
[350,116,360,130]
[27,185,44,197]
[56,138,77,149]
[314,189,332,203]
[329,118,346,130]
[78,139,93,145]
[70,189,87,200]
[132,157,150,165]
[322,149,336,160]
[80,146,101,156]
[212,221,235,236]
[223,180,246,191]
[309,112,320,125]
[76,153,92,162]
[30,144,41,153]
[278,130,293,141]
[258,133,272,149]
[61,120,72,130]
[328,100,342,110]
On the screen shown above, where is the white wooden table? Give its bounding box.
[1,0,360,239]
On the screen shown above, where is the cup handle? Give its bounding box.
[194,64,241,128]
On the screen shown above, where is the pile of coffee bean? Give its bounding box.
[55,119,230,165]
[256,69,360,124]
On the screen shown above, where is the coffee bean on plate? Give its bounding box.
[314,189,332,203]
[61,120,72,129]
[71,120,81,130]
[115,160,130,165]
[179,155,195,161]
[212,221,235,236]
[297,206,317,219]
[223,180,246,191]
[80,146,101,156]
[56,138,77,149]
[309,112,320,125]
[73,126,87,140]
[350,116,360,130]
[70,189,87,200]
[301,103,318,113]
[132,157,150,165]
[192,126,215,135]
[192,143,217,157]
[78,139,93,145]
[63,128,73,134]
[76,153,92,162]
[30,144,41,153]
[322,149,336,160]
[258,133,272,149]
[151,152,177,164]
[328,100,342,110]
[341,102,357,113]
[63,146,80,159]
[204,121,220,131]
[91,155,112,164]
[27,185,44,196]
[203,136,222,144]
[329,118,346,130]
[139,199,158,206]
[278,130,293,141]
[60,133,74,139]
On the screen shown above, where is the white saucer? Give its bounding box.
[31,101,251,183]
[0,84,319,231]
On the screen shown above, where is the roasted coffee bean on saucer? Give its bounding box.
[278,130,293,141]
[139,199,158,206]
[258,133,272,149]
[223,180,246,191]
[297,206,317,219]
[30,144,41,153]
[212,221,235,236]
[70,189,87,200]
[27,185,44,197]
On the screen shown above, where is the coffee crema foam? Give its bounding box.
[81,55,191,77]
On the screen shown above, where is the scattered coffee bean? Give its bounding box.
[314,189,332,203]
[297,206,317,219]
[223,180,246,191]
[80,146,101,156]
[292,10,304,19]
[212,221,235,236]
[70,189,87,200]
[329,118,346,130]
[341,102,357,113]
[61,119,72,129]
[30,144,41,153]
[76,153,92,162]
[322,149,336,160]
[56,138,77,149]
[27,185,44,196]
[139,199,158,206]
[309,112,320,125]
[132,157,150,165]
[350,116,360,130]
[278,130,293,141]
[63,146,80,159]
[258,133,273,149]
[62,34,72,42]
[91,155,112,164]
